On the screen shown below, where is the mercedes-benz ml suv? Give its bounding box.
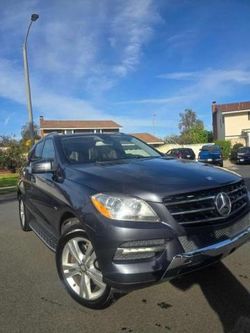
[17,133,250,309]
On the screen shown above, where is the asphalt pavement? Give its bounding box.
[0,163,249,333]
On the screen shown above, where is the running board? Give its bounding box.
[29,221,58,252]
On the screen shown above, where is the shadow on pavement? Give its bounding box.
[171,262,250,333]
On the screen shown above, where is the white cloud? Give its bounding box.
[4,116,10,126]
[157,72,198,80]
[115,95,189,105]
[158,69,250,84]
[111,0,161,78]
[0,0,161,96]
[0,56,170,134]
[118,68,250,106]
[0,0,164,135]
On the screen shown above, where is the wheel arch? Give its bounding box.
[59,211,80,234]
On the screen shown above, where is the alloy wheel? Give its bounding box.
[19,200,25,227]
[61,237,106,301]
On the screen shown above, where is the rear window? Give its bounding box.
[238,147,250,153]
[180,149,194,154]
[201,145,220,152]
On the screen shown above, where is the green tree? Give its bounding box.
[178,109,203,132]
[20,122,40,152]
[178,109,208,144]
[21,122,40,141]
[164,134,180,144]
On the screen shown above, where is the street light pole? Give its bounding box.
[23,13,39,146]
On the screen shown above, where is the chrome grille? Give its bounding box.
[164,180,249,226]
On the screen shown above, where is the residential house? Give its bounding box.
[39,116,121,137]
[212,101,250,146]
[131,133,164,147]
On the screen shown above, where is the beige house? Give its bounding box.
[39,116,121,137]
[212,101,250,146]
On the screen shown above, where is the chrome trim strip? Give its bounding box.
[231,193,248,204]
[228,185,247,194]
[171,206,215,216]
[179,202,247,225]
[165,184,246,207]
[165,196,215,206]
[162,226,250,278]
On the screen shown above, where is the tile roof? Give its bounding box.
[213,101,250,113]
[40,118,122,129]
[131,132,164,144]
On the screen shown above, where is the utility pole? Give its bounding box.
[23,13,39,145]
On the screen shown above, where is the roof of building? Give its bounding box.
[131,132,164,144]
[212,101,250,113]
[40,117,122,129]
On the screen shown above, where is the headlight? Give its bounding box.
[91,193,160,222]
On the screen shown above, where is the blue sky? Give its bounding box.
[1,0,250,138]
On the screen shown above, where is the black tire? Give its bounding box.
[56,228,113,309]
[18,198,31,231]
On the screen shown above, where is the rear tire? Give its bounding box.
[56,228,113,309]
[18,198,31,232]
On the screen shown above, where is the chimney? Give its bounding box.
[212,101,217,113]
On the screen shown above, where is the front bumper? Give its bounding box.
[162,225,250,280]
[88,211,250,290]
[237,157,250,163]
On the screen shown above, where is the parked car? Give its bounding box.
[166,148,195,160]
[198,144,223,167]
[236,147,250,164]
[18,133,250,309]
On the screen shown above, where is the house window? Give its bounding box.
[248,112,250,120]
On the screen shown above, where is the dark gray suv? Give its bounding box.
[17,133,250,308]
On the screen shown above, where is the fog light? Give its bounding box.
[114,239,166,261]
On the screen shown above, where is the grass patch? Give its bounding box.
[0,173,18,188]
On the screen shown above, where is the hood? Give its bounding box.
[68,157,241,202]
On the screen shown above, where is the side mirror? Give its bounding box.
[31,160,55,174]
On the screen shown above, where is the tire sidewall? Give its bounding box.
[56,228,112,309]
[18,198,31,231]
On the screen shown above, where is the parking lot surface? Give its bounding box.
[0,163,249,333]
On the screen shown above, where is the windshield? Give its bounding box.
[60,134,161,164]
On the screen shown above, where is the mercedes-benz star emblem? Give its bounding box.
[215,192,232,217]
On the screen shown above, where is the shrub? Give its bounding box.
[0,141,26,173]
[215,140,231,159]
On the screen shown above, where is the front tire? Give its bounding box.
[18,198,31,231]
[56,228,113,309]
